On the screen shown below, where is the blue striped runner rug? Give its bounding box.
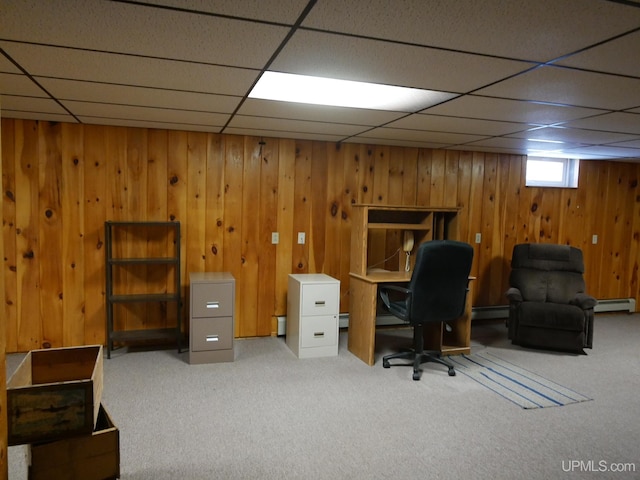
[448,351,593,409]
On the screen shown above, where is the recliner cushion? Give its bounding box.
[517,302,585,332]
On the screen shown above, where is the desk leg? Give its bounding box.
[348,277,377,366]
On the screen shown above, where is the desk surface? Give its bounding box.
[350,270,412,284]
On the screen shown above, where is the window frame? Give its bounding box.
[525,156,580,188]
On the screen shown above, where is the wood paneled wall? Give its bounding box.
[2,118,640,353]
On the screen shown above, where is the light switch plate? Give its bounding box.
[297,232,305,244]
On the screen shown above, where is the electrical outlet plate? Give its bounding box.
[297,232,305,244]
[271,232,279,244]
[592,234,598,244]
[475,233,482,244]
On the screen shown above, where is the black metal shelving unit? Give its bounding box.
[105,221,182,358]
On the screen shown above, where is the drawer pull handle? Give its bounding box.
[206,335,219,342]
[206,302,220,309]
[314,332,325,338]
[315,300,326,306]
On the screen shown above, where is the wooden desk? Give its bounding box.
[347,271,473,366]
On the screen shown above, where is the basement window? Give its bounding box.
[525,156,579,188]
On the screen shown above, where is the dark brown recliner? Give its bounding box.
[506,243,596,353]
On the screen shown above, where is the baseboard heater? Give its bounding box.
[276,298,636,336]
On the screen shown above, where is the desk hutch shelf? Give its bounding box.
[105,221,182,358]
[348,204,471,366]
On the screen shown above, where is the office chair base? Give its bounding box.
[382,350,456,380]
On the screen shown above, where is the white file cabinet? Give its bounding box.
[286,274,340,358]
[189,272,235,364]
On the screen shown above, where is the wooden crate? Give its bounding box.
[29,403,120,480]
[7,345,104,446]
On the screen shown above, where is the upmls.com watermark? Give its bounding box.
[562,460,637,473]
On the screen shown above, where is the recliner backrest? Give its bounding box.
[510,243,586,304]
[409,240,473,323]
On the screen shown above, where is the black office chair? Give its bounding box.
[379,240,474,380]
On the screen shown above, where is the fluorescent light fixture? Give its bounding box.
[526,138,564,144]
[249,71,450,112]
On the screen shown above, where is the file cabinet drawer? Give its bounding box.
[301,283,339,317]
[191,282,234,318]
[191,317,233,352]
[300,315,338,348]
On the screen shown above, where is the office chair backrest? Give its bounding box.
[409,240,474,323]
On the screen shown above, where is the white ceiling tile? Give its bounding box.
[425,95,604,125]
[560,113,640,136]
[0,0,289,68]
[65,102,229,127]
[564,145,640,159]
[0,73,47,97]
[357,127,487,145]
[464,136,586,153]
[227,115,367,136]
[2,43,258,96]
[344,136,448,149]
[223,128,346,143]
[507,126,638,145]
[1,95,69,114]
[142,0,310,23]
[301,0,640,62]
[555,30,640,78]
[475,65,640,110]
[386,114,529,136]
[2,0,639,161]
[39,78,241,113]
[1,111,78,123]
[0,55,21,74]
[271,30,531,93]
[237,99,409,126]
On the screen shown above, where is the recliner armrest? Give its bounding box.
[571,293,598,310]
[506,287,523,303]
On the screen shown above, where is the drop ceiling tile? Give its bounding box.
[564,145,640,159]
[1,0,289,68]
[79,117,222,133]
[507,126,638,145]
[223,127,346,143]
[39,78,242,113]
[0,55,21,74]
[65,101,229,127]
[301,0,640,62]
[344,136,448,149]
[555,30,640,78]
[271,30,532,93]
[464,136,586,154]
[227,115,367,136]
[143,0,310,23]
[386,114,529,137]
[609,139,640,149]
[237,99,409,126]
[1,110,77,123]
[0,73,47,97]
[425,95,604,125]
[2,43,258,96]
[560,112,640,136]
[1,95,69,115]
[475,65,640,110]
[356,127,487,145]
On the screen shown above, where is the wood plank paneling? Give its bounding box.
[2,118,640,352]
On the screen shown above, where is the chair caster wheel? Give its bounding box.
[383,360,390,368]
[448,368,456,377]
[412,372,421,381]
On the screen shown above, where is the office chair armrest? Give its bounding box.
[571,293,598,310]
[379,284,412,320]
[505,287,523,303]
